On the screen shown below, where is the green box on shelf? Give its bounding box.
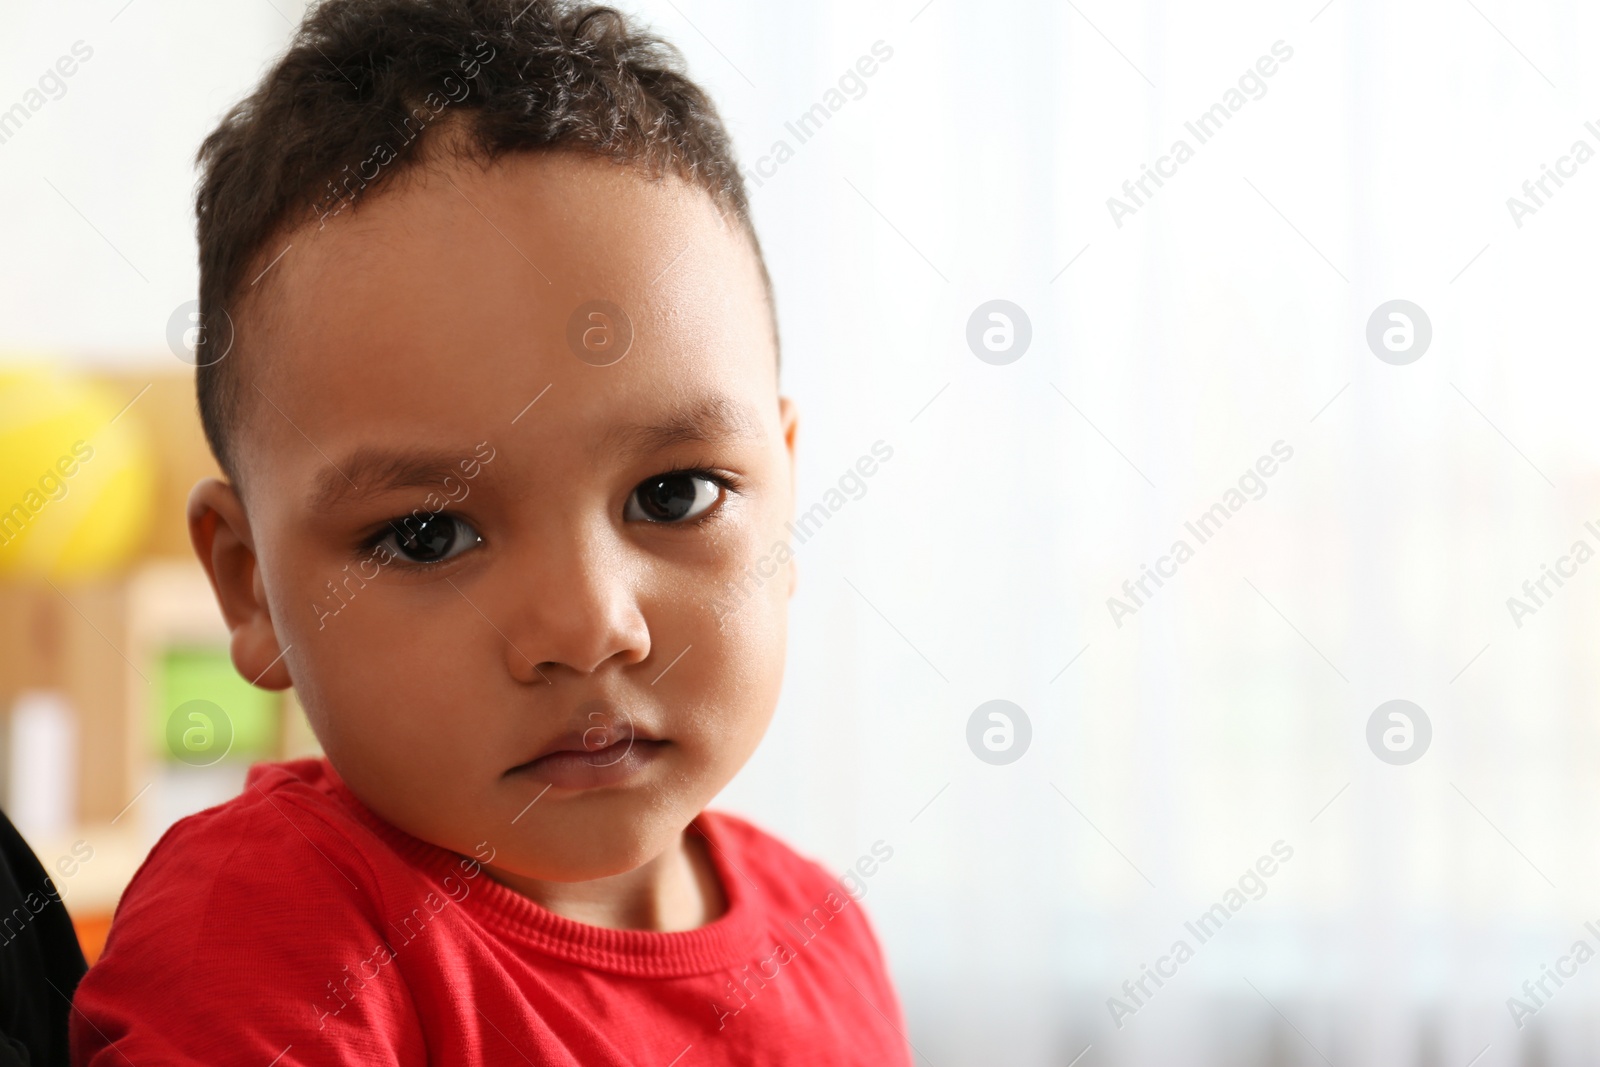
[149,646,279,763]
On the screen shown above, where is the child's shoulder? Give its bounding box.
[72,758,430,1062]
[130,758,378,897]
[100,757,396,965]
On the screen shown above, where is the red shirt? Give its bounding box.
[71,758,913,1066]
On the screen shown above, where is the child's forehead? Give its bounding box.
[268,155,760,357]
[291,148,741,285]
[232,149,776,499]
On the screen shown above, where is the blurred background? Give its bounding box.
[5,0,1600,1063]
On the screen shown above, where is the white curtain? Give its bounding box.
[664,2,1600,1064]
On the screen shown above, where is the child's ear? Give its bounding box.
[777,396,799,599]
[186,478,292,691]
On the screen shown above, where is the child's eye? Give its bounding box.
[624,470,727,524]
[375,513,482,564]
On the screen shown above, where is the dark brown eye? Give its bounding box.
[382,513,480,563]
[625,473,721,523]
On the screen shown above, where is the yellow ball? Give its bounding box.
[0,366,155,579]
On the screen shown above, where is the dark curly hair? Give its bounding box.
[193,0,769,482]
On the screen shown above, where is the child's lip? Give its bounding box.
[506,698,661,773]
[508,738,670,789]
[514,726,658,765]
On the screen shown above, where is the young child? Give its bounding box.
[69,1,911,1062]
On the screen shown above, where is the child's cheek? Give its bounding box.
[703,492,794,631]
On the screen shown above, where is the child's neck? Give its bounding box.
[485,829,728,932]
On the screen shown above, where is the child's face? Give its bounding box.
[194,149,796,881]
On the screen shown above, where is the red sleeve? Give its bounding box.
[70,789,427,1066]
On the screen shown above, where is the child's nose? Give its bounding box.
[498,536,652,682]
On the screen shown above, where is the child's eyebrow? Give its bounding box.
[308,450,481,512]
[305,397,762,512]
[594,395,765,460]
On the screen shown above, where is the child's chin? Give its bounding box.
[501,813,688,883]
[493,850,659,887]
